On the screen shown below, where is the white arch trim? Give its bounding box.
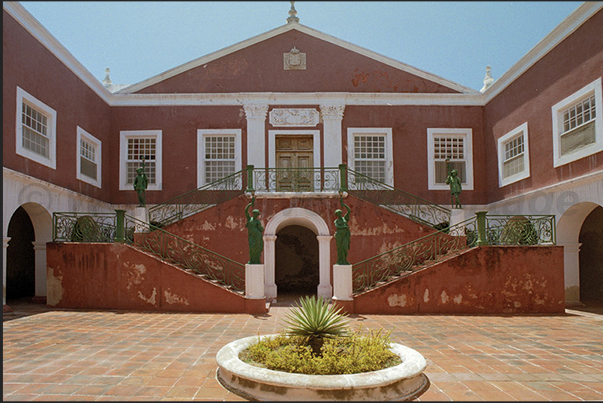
[557,201,600,304]
[263,208,332,301]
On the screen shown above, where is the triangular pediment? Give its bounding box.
[119,23,479,95]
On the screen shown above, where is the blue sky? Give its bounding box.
[18,1,583,91]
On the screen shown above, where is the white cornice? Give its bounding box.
[109,92,484,107]
[3,1,112,104]
[483,2,603,102]
[118,22,479,95]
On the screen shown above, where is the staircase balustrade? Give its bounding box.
[147,170,245,228]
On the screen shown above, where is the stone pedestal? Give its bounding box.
[245,264,265,299]
[332,264,353,301]
[134,207,149,233]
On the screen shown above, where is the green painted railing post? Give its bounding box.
[246,165,255,193]
[339,163,348,193]
[475,211,488,246]
[115,209,126,243]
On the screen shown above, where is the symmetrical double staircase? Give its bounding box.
[53,165,556,299]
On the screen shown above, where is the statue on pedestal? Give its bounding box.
[245,196,264,264]
[334,197,351,265]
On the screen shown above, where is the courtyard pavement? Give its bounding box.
[3,296,603,401]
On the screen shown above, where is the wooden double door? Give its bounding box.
[275,135,314,192]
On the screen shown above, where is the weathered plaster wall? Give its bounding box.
[348,246,565,314]
[46,242,265,314]
[162,194,443,267]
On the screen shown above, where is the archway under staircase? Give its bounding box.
[263,208,332,302]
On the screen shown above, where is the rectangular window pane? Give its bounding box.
[562,95,596,134]
[354,134,386,182]
[560,121,596,155]
[204,135,236,183]
[435,160,466,184]
[21,102,49,157]
[80,157,98,180]
[126,137,156,185]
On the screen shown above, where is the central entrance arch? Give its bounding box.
[263,208,332,302]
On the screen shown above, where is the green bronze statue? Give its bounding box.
[334,197,351,265]
[133,157,149,207]
[245,196,264,264]
[445,158,462,209]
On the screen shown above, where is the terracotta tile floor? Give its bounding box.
[3,297,603,401]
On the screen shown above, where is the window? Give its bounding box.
[427,128,473,190]
[76,127,102,187]
[197,129,242,187]
[119,130,162,191]
[15,87,57,169]
[497,122,530,187]
[552,78,603,167]
[347,128,393,186]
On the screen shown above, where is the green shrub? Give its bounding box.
[240,326,402,375]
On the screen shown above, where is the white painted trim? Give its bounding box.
[15,86,57,170]
[196,129,242,187]
[497,122,530,187]
[107,92,484,107]
[119,130,163,191]
[551,78,603,167]
[263,207,332,300]
[346,127,394,186]
[427,128,474,191]
[76,126,102,188]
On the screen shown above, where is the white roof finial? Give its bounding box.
[480,65,494,93]
[287,1,299,23]
[102,67,112,87]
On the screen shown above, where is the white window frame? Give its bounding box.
[346,128,394,186]
[76,126,102,188]
[197,129,242,187]
[15,86,57,169]
[119,130,162,191]
[552,77,603,167]
[497,122,530,187]
[427,128,474,191]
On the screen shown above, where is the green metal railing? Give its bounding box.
[53,212,119,242]
[52,210,245,293]
[485,215,556,245]
[352,213,557,294]
[124,214,245,292]
[352,216,478,294]
[148,170,245,227]
[247,165,340,193]
[344,166,451,229]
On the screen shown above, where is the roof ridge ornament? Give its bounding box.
[480,65,494,93]
[287,1,299,23]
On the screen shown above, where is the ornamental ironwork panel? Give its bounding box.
[352,217,478,294]
[53,212,117,242]
[125,215,245,293]
[148,170,244,227]
[252,167,340,192]
[346,168,451,229]
[485,215,556,245]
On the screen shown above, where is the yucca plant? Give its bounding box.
[282,295,350,356]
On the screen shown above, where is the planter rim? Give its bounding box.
[216,333,427,390]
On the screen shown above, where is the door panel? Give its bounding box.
[276,136,314,191]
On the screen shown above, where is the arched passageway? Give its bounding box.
[579,206,603,303]
[275,225,319,297]
[6,207,35,301]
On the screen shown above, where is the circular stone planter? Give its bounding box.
[216,334,429,401]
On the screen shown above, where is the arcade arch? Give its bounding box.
[263,207,332,302]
